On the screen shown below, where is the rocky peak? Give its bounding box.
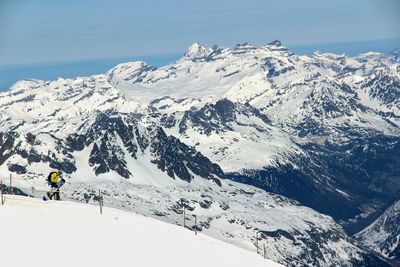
[185,42,215,59]
[267,40,282,47]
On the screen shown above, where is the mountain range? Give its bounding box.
[0,40,399,266]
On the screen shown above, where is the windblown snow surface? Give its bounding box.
[0,195,281,267]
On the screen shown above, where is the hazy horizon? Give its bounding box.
[1,38,399,92]
[1,0,399,65]
[1,0,399,91]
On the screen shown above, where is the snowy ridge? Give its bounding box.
[356,196,400,260]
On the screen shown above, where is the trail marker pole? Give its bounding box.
[263,243,266,259]
[256,232,259,254]
[193,214,197,235]
[99,190,103,215]
[1,180,4,205]
[9,173,12,195]
[183,206,186,228]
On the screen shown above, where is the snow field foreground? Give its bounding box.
[0,195,281,267]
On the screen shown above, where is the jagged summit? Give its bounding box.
[184,42,215,58]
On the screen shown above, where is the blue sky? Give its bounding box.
[1,0,399,66]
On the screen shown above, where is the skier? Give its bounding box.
[47,170,62,200]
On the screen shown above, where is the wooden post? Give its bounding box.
[183,206,186,228]
[256,232,259,254]
[263,243,266,259]
[99,190,103,215]
[193,214,197,235]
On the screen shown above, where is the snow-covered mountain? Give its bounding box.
[0,195,282,267]
[107,42,400,222]
[106,41,400,221]
[0,41,399,265]
[356,193,400,261]
[0,111,387,266]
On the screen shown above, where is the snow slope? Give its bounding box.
[2,172,370,266]
[0,195,281,267]
[356,197,400,260]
